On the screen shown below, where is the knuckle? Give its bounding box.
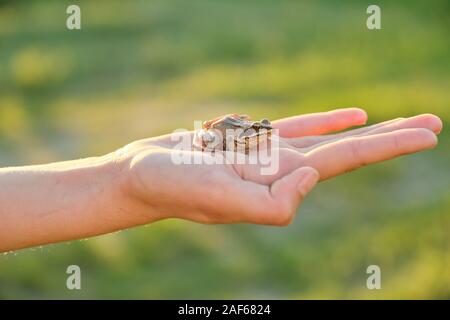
[348,138,366,167]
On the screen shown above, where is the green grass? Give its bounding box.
[0,0,449,299]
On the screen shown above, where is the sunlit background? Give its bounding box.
[0,0,449,299]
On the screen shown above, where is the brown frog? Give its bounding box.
[193,114,273,152]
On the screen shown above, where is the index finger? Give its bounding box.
[272,107,368,138]
[304,128,438,180]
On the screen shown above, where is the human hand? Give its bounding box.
[114,108,442,227]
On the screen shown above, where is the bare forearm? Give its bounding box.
[0,154,143,252]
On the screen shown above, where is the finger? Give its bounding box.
[297,113,443,151]
[272,107,367,138]
[304,128,438,180]
[356,113,442,136]
[287,118,402,148]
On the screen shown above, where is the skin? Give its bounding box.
[0,108,442,252]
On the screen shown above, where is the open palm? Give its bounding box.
[124,108,441,226]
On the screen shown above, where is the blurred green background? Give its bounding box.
[0,0,449,299]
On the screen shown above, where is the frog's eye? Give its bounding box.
[261,118,270,126]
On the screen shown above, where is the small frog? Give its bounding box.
[193,114,273,152]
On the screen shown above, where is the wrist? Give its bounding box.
[102,148,166,229]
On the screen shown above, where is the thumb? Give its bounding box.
[268,166,320,226]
